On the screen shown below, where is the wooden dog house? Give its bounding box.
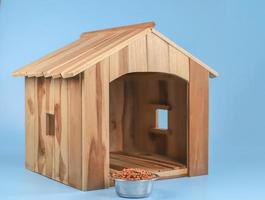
[13,22,218,191]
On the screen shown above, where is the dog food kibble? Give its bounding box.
[111,168,156,180]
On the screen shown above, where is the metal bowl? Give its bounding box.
[114,175,158,198]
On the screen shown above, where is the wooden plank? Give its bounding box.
[149,128,171,135]
[68,75,82,189]
[147,32,169,73]
[82,58,109,190]
[25,77,35,171]
[169,46,189,81]
[49,30,133,78]
[36,78,46,175]
[33,78,39,172]
[116,152,186,168]
[45,78,54,113]
[110,153,177,170]
[128,36,148,72]
[54,79,69,184]
[151,28,218,78]
[44,78,54,178]
[188,59,209,176]
[61,28,151,78]
[42,32,118,77]
[110,75,139,153]
[31,34,109,77]
[167,75,188,165]
[156,168,188,179]
[109,47,129,82]
[81,22,155,38]
[12,39,84,76]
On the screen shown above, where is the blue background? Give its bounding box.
[1,0,265,199]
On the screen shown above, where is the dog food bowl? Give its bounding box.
[114,175,158,198]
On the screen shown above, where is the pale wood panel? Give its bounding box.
[82,58,109,190]
[128,36,148,72]
[54,79,69,184]
[68,75,82,189]
[81,22,155,38]
[36,78,47,175]
[42,32,116,77]
[169,46,189,81]
[147,33,169,73]
[46,78,54,114]
[25,77,35,170]
[44,78,54,178]
[33,78,39,172]
[109,47,129,82]
[188,59,209,176]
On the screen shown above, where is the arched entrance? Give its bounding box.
[109,72,188,178]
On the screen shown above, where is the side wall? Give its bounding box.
[25,76,82,189]
[188,60,209,176]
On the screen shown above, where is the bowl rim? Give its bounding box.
[113,174,159,182]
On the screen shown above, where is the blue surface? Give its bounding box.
[157,109,168,129]
[1,0,265,199]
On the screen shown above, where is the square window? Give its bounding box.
[156,109,168,130]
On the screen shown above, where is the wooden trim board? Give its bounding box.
[188,59,209,176]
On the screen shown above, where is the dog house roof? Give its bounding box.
[12,22,218,78]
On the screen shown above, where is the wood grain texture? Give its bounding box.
[82,58,109,190]
[188,59,209,176]
[81,22,155,38]
[169,46,189,81]
[25,77,35,170]
[167,76,188,164]
[109,47,129,82]
[54,79,69,183]
[61,29,150,78]
[68,75,82,189]
[147,33,169,73]
[13,23,218,79]
[33,78,39,172]
[44,78,55,178]
[36,78,47,175]
[128,36,148,72]
[46,32,121,77]
[109,79,124,152]
[12,40,83,76]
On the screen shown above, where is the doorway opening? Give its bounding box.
[109,72,188,178]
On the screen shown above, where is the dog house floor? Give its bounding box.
[110,152,188,179]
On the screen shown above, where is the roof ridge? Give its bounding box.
[80,21,155,38]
